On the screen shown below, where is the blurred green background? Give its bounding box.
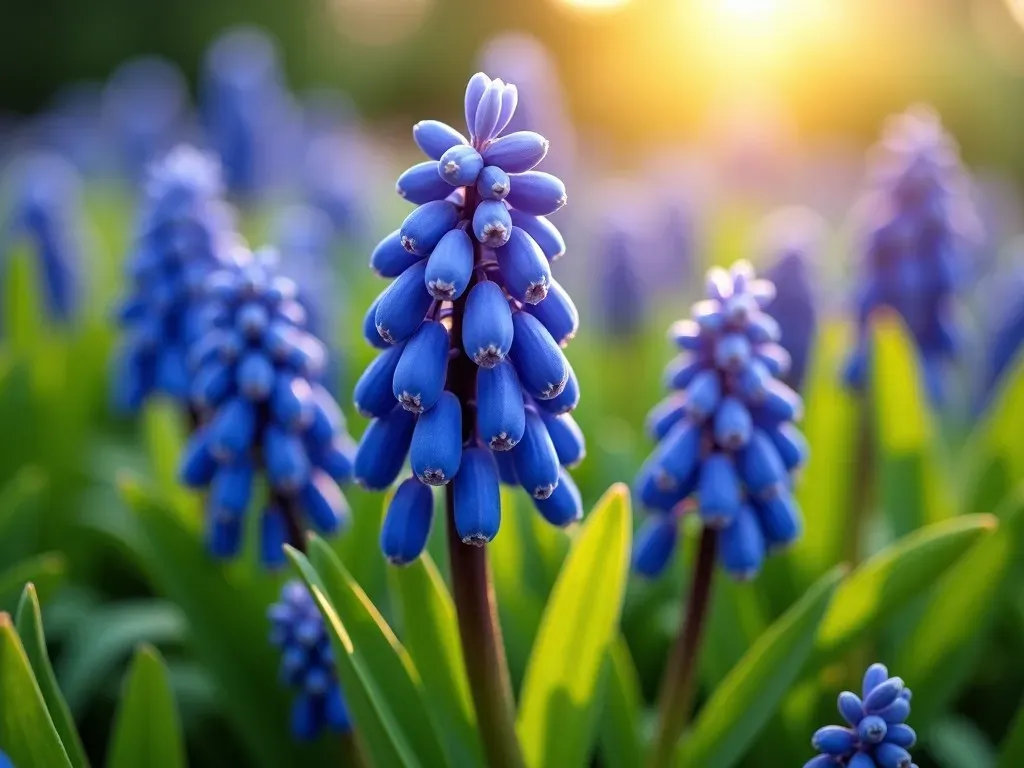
[2,1,1024,767]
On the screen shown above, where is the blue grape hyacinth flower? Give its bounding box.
[355,71,584,563]
[114,146,237,411]
[977,262,1024,411]
[597,216,645,338]
[179,250,356,566]
[200,27,298,198]
[843,106,977,404]
[760,207,825,392]
[102,56,188,180]
[632,261,807,580]
[805,663,916,768]
[269,580,351,740]
[2,152,83,324]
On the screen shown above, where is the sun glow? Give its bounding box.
[554,0,631,12]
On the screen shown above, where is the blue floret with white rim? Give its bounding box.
[632,261,808,581]
[355,72,585,564]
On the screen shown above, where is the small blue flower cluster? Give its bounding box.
[633,261,807,580]
[3,152,82,324]
[354,72,585,564]
[268,580,350,740]
[200,27,296,198]
[978,263,1024,410]
[760,207,824,393]
[805,663,916,768]
[597,217,644,338]
[179,252,356,566]
[844,106,976,404]
[103,56,188,180]
[114,146,237,410]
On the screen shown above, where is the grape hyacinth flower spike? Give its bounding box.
[269,580,351,740]
[2,152,83,325]
[179,249,356,566]
[356,69,583,563]
[805,663,916,768]
[760,206,825,393]
[842,106,978,404]
[114,146,236,411]
[638,261,807,768]
[355,71,582,767]
[634,260,807,581]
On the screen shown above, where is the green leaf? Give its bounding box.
[0,553,66,611]
[14,584,90,768]
[895,488,1024,725]
[141,399,197,526]
[286,544,423,768]
[870,313,956,535]
[814,514,995,658]
[0,613,72,768]
[305,537,447,766]
[516,483,633,768]
[788,321,860,585]
[929,716,997,768]
[598,637,644,768]
[57,601,186,714]
[964,349,1024,516]
[676,566,846,768]
[997,693,1024,768]
[389,553,484,767]
[119,479,328,768]
[106,645,186,768]
[0,466,46,563]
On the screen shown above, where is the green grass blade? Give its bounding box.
[677,566,846,768]
[516,484,633,768]
[0,614,72,768]
[106,645,186,768]
[14,584,90,768]
[389,552,484,766]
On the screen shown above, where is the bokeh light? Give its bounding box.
[553,0,631,12]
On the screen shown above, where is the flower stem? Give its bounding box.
[649,526,718,768]
[338,729,364,767]
[443,261,524,768]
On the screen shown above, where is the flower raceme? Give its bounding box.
[354,72,585,564]
[632,261,808,580]
[805,663,916,768]
[179,251,357,566]
[114,146,236,410]
[3,152,83,325]
[269,580,351,740]
[843,106,977,404]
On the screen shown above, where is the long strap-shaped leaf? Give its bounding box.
[389,553,484,766]
[15,584,89,768]
[814,513,996,659]
[121,479,328,767]
[106,645,186,768]
[516,483,633,768]
[0,613,72,768]
[896,486,1024,726]
[676,565,846,768]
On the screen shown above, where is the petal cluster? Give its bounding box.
[633,261,807,580]
[179,251,356,566]
[200,27,296,197]
[268,580,350,740]
[759,207,824,393]
[804,663,916,768]
[843,106,976,404]
[114,146,235,410]
[3,152,83,324]
[355,72,584,564]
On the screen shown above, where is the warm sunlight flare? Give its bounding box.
[554,0,631,12]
